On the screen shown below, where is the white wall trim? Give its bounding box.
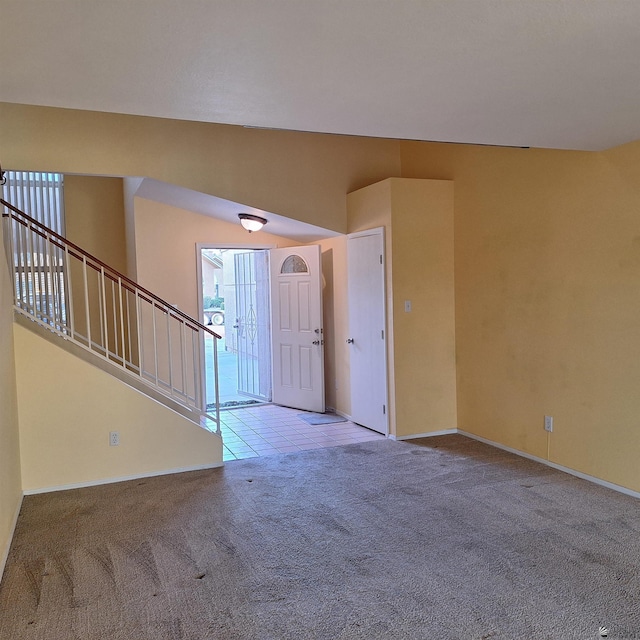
[458,430,640,501]
[389,429,457,441]
[23,462,224,496]
[1,492,24,582]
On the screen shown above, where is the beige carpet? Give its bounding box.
[1,435,639,639]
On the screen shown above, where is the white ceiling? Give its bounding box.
[2,1,640,151]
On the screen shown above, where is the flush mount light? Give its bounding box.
[238,213,268,233]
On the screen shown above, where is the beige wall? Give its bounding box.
[64,174,127,273]
[4,100,640,495]
[390,178,457,437]
[132,197,299,319]
[0,224,22,575]
[0,102,401,234]
[401,140,640,492]
[14,324,222,493]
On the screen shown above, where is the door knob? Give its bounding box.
[312,340,320,345]
[346,338,354,344]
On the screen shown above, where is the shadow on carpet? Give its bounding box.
[2,435,639,640]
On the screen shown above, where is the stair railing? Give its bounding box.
[1,198,220,433]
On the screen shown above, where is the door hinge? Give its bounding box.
[383,404,386,414]
[380,254,383,264]
[381,329,384,339]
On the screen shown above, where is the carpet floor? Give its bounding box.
[1,435,639,639]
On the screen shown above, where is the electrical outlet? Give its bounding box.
[109,431,120,446]
[544,416,553,433]
[404,300,412,313]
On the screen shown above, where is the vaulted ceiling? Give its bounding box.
[2,1,640,151]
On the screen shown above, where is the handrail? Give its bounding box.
[1,197,221,433]
[1,197,221,340]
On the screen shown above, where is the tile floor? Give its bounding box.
[219,403,386,461]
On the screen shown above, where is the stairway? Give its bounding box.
[1,197,221,434]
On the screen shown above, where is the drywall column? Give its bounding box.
[64,175,129,353]
[347,178,457,438]
[64,175,127,273]
[389,178,457,437]
[124,177,144,281]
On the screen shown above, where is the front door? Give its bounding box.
[270,245,325,412]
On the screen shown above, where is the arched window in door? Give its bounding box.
[280,254,308,274]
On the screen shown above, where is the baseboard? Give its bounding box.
[23,462,224,496]
[389,429,457,441]
[1,492,24,582]
[458,430,640,501]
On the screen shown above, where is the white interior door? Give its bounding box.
[270,245,325,412]
[347,228,388,434]
[234,250,271,401]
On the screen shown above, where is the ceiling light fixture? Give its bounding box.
[238,213,267,233]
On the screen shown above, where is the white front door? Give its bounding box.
[270,245,325,412]
[347,228,388,434]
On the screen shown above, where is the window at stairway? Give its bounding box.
[2,170,65,234]
[2,171,67,326]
